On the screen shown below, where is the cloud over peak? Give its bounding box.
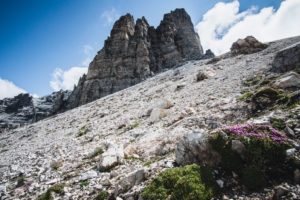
[50,44,94,91]
[196,0,300,55]
[0,78,27,100]
[50,67,88,91]
[101,7,120,26]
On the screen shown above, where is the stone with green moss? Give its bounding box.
[141,164,219,200]
[252,87,280,110]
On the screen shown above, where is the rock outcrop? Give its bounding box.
[175,132,221,167]
[201,49,215,59]
[67,8,203,108]
[0,91,71,130]
[272,42,300,73]
[230,36,268,55]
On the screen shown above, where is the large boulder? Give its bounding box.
[272,42,300,73]
[230,36,268,55]
[175,132,221,167]
[273,72,300,89]
[97,144,124,171]
[114,169,145,196]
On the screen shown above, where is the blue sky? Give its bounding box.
[0,0,291,97]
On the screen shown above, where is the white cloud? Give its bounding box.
[196,0,300,55]
[50,67,88,91]
[101,7,120,26]
[0,78,27,100]
[50,44,94,91]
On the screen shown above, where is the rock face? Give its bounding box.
[67,8,203,108]
[0,91,71,130]
[230,36,268,55]
[272,42,300,73]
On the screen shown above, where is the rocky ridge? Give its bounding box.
[0,91,71,130]
[0,35,300,199]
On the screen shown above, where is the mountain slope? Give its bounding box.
[0,35,300,199]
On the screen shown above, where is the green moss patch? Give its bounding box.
[89,147,104,158]
[95,190,108,200]
[127,122,139,130]
[244,77,261,87]
[270,117,286,130]
[79,181,90,187]
[37,184,65,200]
[141,164,219,200]
[237,92,253,101]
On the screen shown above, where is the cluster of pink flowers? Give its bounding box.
[212,123,292,145]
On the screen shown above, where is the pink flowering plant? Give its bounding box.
[210,123,292,145]
[208,123,293,191]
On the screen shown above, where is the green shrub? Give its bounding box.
[141,164,218,200]
[95,190,108,200]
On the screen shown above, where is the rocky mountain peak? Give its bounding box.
[162,8,193,26]
[67,8,204,109]
[110,13,135,39]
